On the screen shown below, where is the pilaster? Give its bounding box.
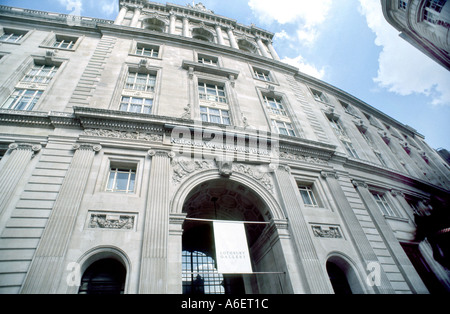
[139,150,172,294]
[20,143,101,294]
[321,172,394,293]
[273,167,333,294]
[352,179,429,294]
[0,143,41,217]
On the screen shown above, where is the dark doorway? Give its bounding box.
[326,261,353,295]
[78,258,126,294]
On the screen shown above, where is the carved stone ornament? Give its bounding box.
[320,171,339,180]
[72,143,102,152]
[8,143,42,153]
[84,128,163,142]
[215,159,233,178]
[279,151,328,165]
[232,163,274,193]
[172,158,216,184]
[311,224,343,239]
[352,179,368,189]
[88,213,135,230]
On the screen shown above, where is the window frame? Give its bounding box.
[200,105,231,125]
[119,96,153,114]
[272,119,296,137]
[106,166,137,194]
[372,192,397,217]
[198,81,228,104]
[298,185,319,208]
[0,28,29,44]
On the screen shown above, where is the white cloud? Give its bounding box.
[282,55,325,79]
[248,0,332,46]
[358,0,450,106]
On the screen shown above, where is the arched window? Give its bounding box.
[192,28,214,43]
[78,258,126,294]
[237,39,257,53]
[143,18,166,32]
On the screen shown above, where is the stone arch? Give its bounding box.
[326,252,366,294]
[170,168,285,221]
[74,246,131,294]
[169,168,296,294]
[237,38,258,53]
[142,16,167,32]
[191,27,215,43]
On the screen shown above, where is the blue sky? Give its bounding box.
[2,0,449,150]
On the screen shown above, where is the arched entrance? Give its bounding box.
[179,177,288,294]
[326,255,365,294]
[78,258,126,294]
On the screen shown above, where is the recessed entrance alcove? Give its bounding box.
[178,177,291,294]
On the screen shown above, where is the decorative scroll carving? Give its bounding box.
[278,151,328,165]
[8,143,42,153]
[352,179,368,189]
[72,143,102,152]
[311,224,343,239]
[88,213,136,230]
[84,128,163,142]
[172,158,216,184]
[232,163,273,193]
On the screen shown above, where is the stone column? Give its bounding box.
[138,150,173,294]
[352,179,428,294]
[182,16,190,37]
[20,143,101,294]
[273,166,333,293]
[215,24,225,45]
[0,143,41,217]
[167,213,186,294]
[227,27,239,49]
[114,6,128,25]
[169,13,177,35]
[130,7,141,28]
[321,172,394,293]
[256,37,270,58]
[267,41,281,61]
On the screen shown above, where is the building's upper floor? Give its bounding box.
[381,0,450,70]
[0,2,449,190]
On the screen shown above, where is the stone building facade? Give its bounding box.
[381,0,450,70]
[0,1,449,294]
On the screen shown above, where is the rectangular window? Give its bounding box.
[298,186,319,207]
[200,106,230,125]
[374,151,388,167]
[342,140,360,159]
[398,0,408,10]
[0,29,27,43]
[106,167,136,193]
[2,89,43,111]
[198,82,227,104]
[328,118,348,137]
[135,44,159,58]
[22,65,58,84]
[372,192,396,216]
[272,120,295,136]
[264,96,287,116]
[120,96,153,114]
[198,54,218,66]
[253,68,272,82]
[53,39,75,49]
[311,88,327,103]
[125,72,156,92]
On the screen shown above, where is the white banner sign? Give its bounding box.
[213,221,253,274]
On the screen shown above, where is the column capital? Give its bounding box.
[72,143,102,152]
[390,189,405,198]
[148,149,175,159]
[320,170,339,180]
[9,143,42,153]
[351,179,368,189]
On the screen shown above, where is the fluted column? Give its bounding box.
[0,143,41,217]
[130,7,141,28]
[321,172,394,293]
[267,41,281,61]
[139,150,173,294]
[256,37,270,58]
[352,179,428,294]
[227,27,239,49]
[169,12,177,34]
[215,24,225,45]
[114,6,128,25]
[20,143,101,294]
[273,167,333,294]
[182,16,190,37]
